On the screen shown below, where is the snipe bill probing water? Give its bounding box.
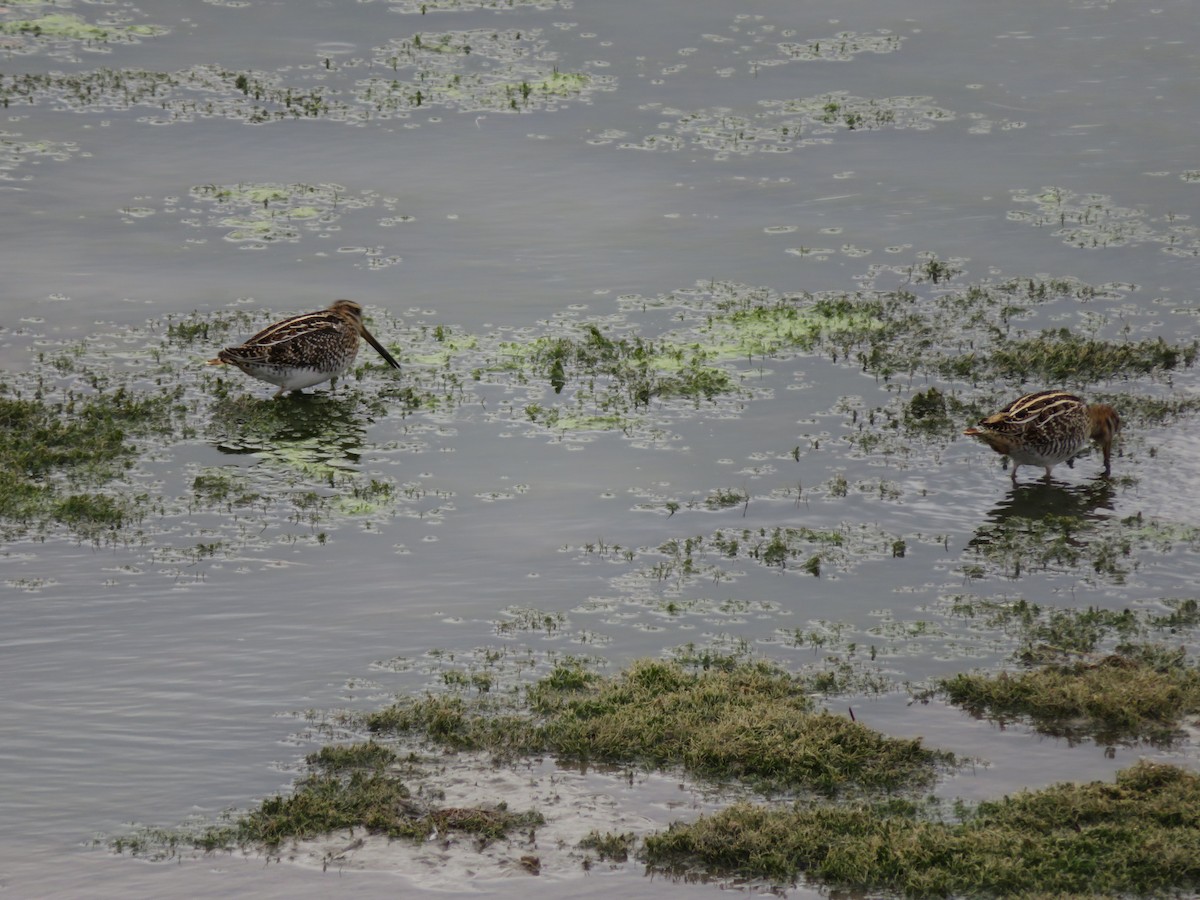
[964,389,1120,483]
[207,299,401,398]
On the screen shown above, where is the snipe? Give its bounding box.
[208,299,400,397]
[964,389,1119,483]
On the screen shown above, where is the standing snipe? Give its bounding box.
[208,299,400,397]
[964,389,1120,483]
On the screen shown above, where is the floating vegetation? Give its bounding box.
[495,605,568,637]
[0,33,603,125]
[0,133,82,181]
[0,9,164,57]
[642,761,1200,896]
[938,645,1200,746]
[1010,185,1200,256]
[772,30,904,63]
[359,29,606,115]
[578,829,636,863]
[932,596,1200,669]
[902,386,959,436]
[164,309,258,347]
[965,509,1200,586]
[0,66,324,121]
[376,0,573,12]
[948,598,1141,660]
[622,93,954,157]
[368,659,952,794]
[704,488,748,511]
[188,182,382,245]
[626,523,913,593]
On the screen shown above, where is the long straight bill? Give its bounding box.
[361,328,401,369]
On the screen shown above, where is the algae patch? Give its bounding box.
[0,9,164,56]
[696,294,887,359]
[512,324,735,422]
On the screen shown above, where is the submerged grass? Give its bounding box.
[964,510,1200,586]
[649,275,1199,400]
[932,599,1200,744]
[642,761,1200,896]
[368,659,953,795]
[518,324,734,406]
[944,329,1199,384]
[116,741,543,856]
[0,387,181,539]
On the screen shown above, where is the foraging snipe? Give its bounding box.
[208,299,400,398]
[964,389,1120,483]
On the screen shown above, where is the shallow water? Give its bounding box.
[3,0,1200,895]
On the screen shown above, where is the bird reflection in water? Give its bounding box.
[984,477,1116,526]
[966,477,1118,581]
[207,391,367,471]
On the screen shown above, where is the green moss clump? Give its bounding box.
[369,659,952,795]
[642,761,1200,895]
[232,770,415,845]
[939,645,1200,745]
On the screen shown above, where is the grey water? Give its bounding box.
[3,0,1200,895]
